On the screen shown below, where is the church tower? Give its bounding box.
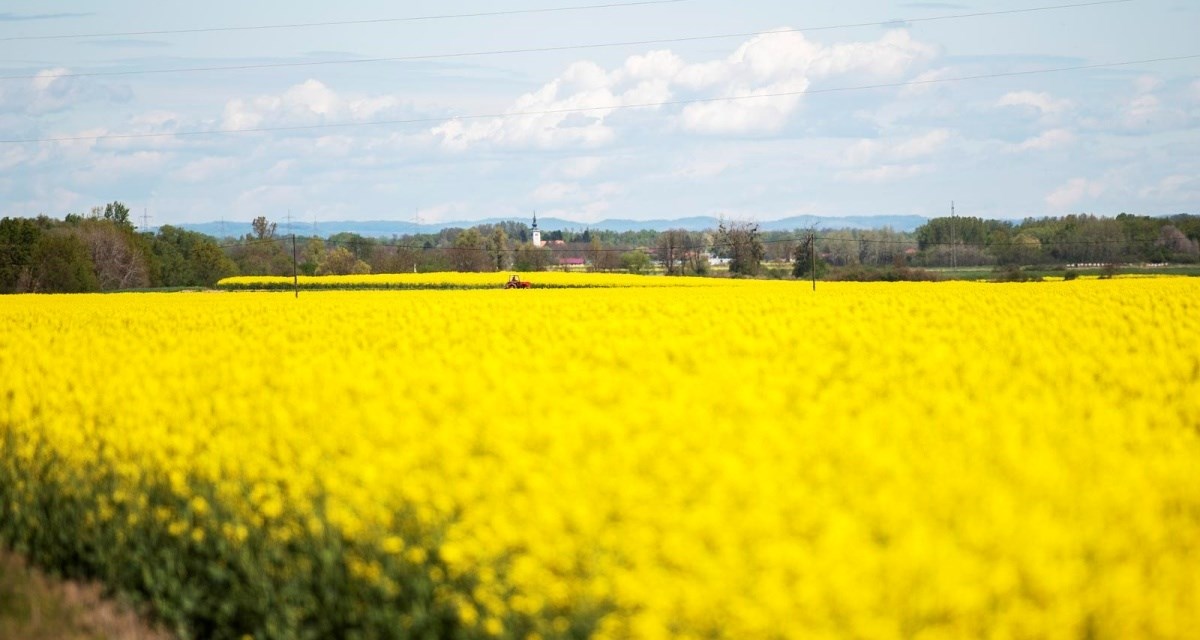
[531,212,542,247]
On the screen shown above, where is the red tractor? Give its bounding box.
[504,276,532,289]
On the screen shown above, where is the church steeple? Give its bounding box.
[531,211,542,247]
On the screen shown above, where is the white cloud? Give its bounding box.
[0,67,130,115]
[532,181,623,203]
[233,185,305,215]
[842,129,951,166]
[221,79,413,131]
[433,28,937,147]
[72,151,170,186]
[265,160,295,180]
[996,91,1073,115]
[1046,177,1106,210]
[838,163,932,183]
[1138,174,1199,200]
[532,182,582,202]
[892,129,951,158]
[671,158,732,180]
[899,67,956,97]
[32,68,70,93]
[679,78,809,135]
[171,156,239,183]
[1134,75,1163,95]
[554,156,606,179]
[0,146,29,172]
[1011,128,1075,152]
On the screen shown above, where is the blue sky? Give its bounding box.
[1,0,1197,226]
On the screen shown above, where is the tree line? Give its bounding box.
[4,207,1197,292]
[1,204,236,293]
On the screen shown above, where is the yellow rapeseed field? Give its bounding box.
[2,278,1199,639]
[216,271,723,290]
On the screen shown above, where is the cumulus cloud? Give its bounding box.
[671,158,733,180]
[553,156,606,180]
[532,181,623,203]
[171,156,239,183]
[72,151,170,186]
[433,29,936,148]
[220,79,415,131]
[1011,128,1075,152]
[1117,93,1191,131]
[1046,177,1105,210]
[838,163,932,183]
[842,129,952,166]
[899,67,957,96]
[996,91,1073,116]
[1138,174,1199,201]
[0,67,131,115]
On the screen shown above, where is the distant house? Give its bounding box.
[559,257,586,267]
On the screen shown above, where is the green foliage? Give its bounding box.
[826,265,941,282]
[792,236,827,279]
[513,244,553,272]
[316,247,371,276]
[993,265,1043,283]
[150,226,237,287]
[620,250,651,274]
[29,233,99,293]
[0,218,42,293]
[102,202,132,229]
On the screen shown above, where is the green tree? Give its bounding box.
[317,247,371,275]
[0,217,42,293]
[792,235,827,278]
[490,227,510,271]
[621,250,651,274]
[449,228,491,272]
[251,216,277,241]
[30,232,99,293]
[513,244,553,271]
[102,201,132,228]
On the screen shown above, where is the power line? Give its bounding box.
[4,53,1195,145]
[0,0,1137,82]
[0,0,691,43]
[210,230,1173,254]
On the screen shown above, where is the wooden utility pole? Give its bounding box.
[292,233,299,299]
[811,231,817,291]
[951,201,957,270]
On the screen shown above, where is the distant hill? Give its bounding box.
[178,214,927,238]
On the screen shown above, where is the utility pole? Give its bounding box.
[810,231,817,292]
[292,233,299,299]
[141,208,151,232]
[950,200,957,270]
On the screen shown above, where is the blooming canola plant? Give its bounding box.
[1,277,1199,639]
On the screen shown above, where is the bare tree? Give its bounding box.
[716,219,764,277]
[79,221,150,290]
[655,229,689,275]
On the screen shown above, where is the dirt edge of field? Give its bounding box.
[0,549,174,640]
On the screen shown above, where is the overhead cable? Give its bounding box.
[3,53,1195,145]
[0,0,691,42]
[0,0,1137,81]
